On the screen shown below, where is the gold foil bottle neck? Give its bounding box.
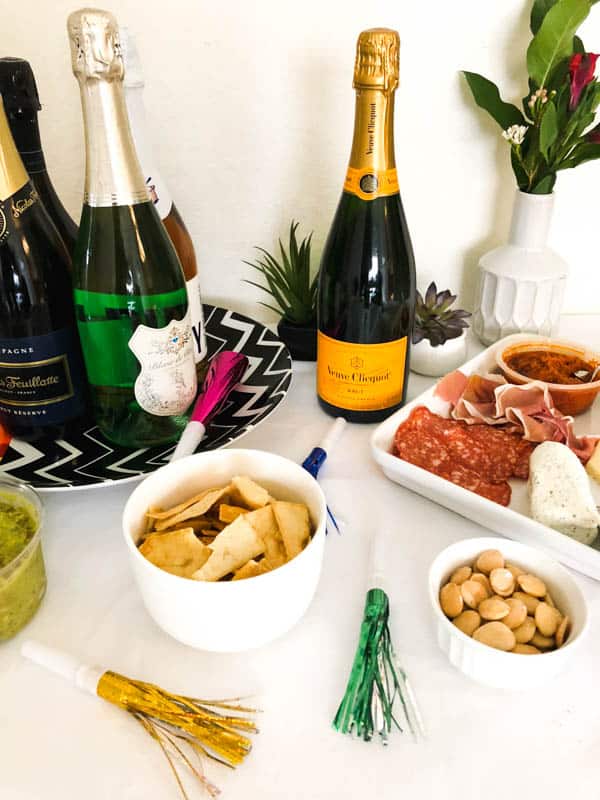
[353,28,399,92]
[67,8,123,82]
[0,96,28,201]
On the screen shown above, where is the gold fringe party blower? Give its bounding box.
[22,640,257,798]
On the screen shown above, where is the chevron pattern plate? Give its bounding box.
[0,305,292,492]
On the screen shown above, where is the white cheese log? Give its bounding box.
[529,441,600,546]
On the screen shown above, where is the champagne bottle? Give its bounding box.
[0,97,86,438]
[120,29,208,372]
[0,57,78,254]
[317,29,415,423]
[68,8,197,448]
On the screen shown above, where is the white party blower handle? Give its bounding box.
[22,640,103,696]
[320,417,346,454]
[170,421,206,462]
[368,527,393,594]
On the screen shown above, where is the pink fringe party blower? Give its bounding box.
[170,351,249,461]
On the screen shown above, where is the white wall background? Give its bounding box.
[2,0,599,320]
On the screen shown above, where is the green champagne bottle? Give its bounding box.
[317,29,416,423]
[67,9,197,448]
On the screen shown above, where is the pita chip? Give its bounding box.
[232,560,267,581]
[139,528,211,578]
[153,486,231,531]
[245,505,287,569]
[192,516,265,582]
[230,476,271,510]
[272,501,311,560]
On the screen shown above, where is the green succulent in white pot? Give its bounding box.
[243,221,318,360]
[411,282,471,377]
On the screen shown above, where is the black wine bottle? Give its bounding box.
[317,29,416,423]
[0,57,78,254]
[0,97,86,438]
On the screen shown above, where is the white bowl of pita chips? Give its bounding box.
[122,448,327,652]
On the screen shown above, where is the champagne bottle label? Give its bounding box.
[344,166,399,201]
[0,328,85,426]
[128,309,196,416]
[0,183,40,243]
[185,274,207,363]
[74,287,190,388]
[317,331,407,411]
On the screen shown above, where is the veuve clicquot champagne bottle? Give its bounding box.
[317,28,415,423]
[0,57,78,254]
[0,96,86,438]
[68,8,197,448]
[120,28,208,373]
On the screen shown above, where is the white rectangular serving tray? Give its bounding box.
[371,334,600,580]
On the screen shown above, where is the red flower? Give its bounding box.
[586,123,600,143]
[569,52,599,110]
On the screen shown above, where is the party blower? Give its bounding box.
[22,640,256,798]
[333,527,425,743]
[171,351,249,461]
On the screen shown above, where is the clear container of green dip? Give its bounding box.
[0,478,46,640]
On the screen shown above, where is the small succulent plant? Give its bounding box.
[413,282,471,347]
[243,221,317,326]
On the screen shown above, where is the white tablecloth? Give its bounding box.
[2,316,600,800]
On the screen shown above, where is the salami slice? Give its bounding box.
[392,405,530,506]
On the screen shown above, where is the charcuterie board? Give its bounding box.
[371,334,600,580]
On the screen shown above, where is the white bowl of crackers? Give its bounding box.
[122,448,327,652]
[428,537,588,689]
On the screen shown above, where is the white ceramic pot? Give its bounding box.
[428,537,588,689]
[473,190,568,346]
[410,330,467,377]
[122,449,327,652]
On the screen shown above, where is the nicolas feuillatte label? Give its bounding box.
[0,183,40,245]
[0,329,85,426]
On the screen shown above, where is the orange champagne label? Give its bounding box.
[317,331,407,411]
[344,166,399,201]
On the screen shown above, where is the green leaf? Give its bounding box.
[530,173,557,192]
[539,100,559,157]
[531,0,558,33]
[558,141,600,168]
[527,0,590,88]
[511,148,530,190]
[462,71,526,129]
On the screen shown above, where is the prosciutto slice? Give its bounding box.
[433,370,599,463]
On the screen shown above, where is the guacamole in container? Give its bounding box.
[0,479,46,640]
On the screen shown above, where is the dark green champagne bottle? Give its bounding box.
[0,57,78,255]
[317,29,415,423]
[68,9,197,448]
[0,97,86,438]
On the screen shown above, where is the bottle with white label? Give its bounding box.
[68,9,197,448]
[120,27,207,375]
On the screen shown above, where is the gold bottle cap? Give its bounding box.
[353,28,399,92]
[67,8,123,82]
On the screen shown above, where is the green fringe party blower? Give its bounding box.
[333,527,425,743]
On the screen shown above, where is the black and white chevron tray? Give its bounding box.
[0,305,292,492]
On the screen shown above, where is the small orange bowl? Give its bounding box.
[496,337,600,416]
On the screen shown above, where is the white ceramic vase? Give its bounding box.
[472,190,568,346]
[410,330,468,377]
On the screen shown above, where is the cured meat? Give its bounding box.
[392,406,536,506]
[435,370,599,463]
